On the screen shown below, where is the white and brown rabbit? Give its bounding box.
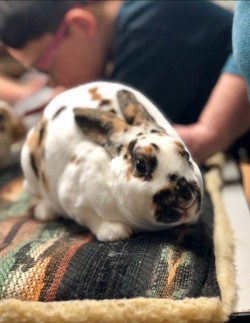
[21,81,203,241]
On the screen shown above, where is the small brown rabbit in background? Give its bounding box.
[0,101,26,164]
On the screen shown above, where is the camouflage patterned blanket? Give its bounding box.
[0,163,219,301]
[0,160,235,322]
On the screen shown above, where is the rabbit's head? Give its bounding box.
[73,89,203,231]
[0,101,26,163]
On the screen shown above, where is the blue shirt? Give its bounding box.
[233,1,250,99]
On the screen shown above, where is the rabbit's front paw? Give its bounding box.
[96,222,132,242]
[34,200,59,222]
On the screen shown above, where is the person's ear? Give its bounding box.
[64,7,97,38]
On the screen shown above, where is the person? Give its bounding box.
[0,44,50,103]
[174,57,250,163]
[0,0,244,164]
[171,1,250,164]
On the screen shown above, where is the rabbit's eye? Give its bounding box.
[135,158,147,174]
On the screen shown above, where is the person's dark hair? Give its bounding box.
[0,1,89,48]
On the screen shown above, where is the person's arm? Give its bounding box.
[0,76,30,103]
[174,73,250,164]
[0,74,47,104]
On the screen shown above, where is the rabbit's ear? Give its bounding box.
[74,107,128,147]
[117,90,156,126]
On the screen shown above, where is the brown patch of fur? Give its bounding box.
[143,146,153,156]
[41,170,49,192]
[123,102,148,126]
[174,140,185,152]
[98,99,112,107]
[156,132,166,137]
[117,90,156,126]
[89,87,103,101]
[27,118,49,192]
[124,142,135,181]
[150,129,166,135]
[108,109,116,114]
[126,164,131,181]
[151,143,159,151]
[174,140,193,169]
[70,155,80,165]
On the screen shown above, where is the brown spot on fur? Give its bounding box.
[124,141,137,181]
[70,155,80,165]
[151,129,161,134]
[117,90,156,126]
[126,165,132,181]
[127,140,137,156]
[89,87,103,101]
[150,128,168,137]
[108,109,116,114]
[143,146,153,156]
[41,170,49,192]
[98,99,112,107]
[52,106,66,120]
[27,119,47,149]
[151,143,159,151]
[30,153,38,178]
[174,141,193,168]
[174,140,185,152]
[27,118,49,191]
[117,145,123,155]
[38,125,45,146]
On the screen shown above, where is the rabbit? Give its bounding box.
[0,101,26,163]
[21,81,203,242]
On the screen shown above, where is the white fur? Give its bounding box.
[21,81,203,241]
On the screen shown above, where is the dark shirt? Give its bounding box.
[110,0,233,124]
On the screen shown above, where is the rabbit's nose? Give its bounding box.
[152,176,200,224]
[178,192,196,210]
[177,182,197,210]
[152,188,182,224]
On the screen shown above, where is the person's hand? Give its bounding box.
[175,74,250,165]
